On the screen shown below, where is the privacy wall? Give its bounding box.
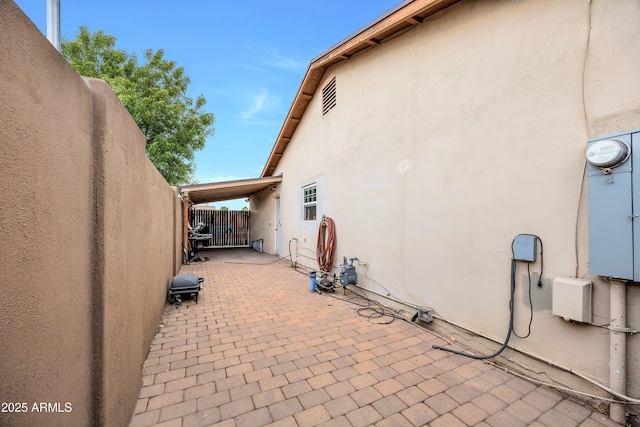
[0,2,181,426]
[251,0,640,420]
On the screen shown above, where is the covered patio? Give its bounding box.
[129,248,616,427]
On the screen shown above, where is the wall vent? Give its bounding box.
[322,76,336,115]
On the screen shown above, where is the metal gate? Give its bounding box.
[192,208,250,248]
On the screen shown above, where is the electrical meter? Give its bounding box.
[584,138,631,169]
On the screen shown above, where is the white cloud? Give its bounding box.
[241,90,269,120]
[265,48,306,72]
[240,89,283,121]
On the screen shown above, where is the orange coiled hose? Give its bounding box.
[316,216,336,273]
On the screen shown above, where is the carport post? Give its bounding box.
[182,192,189,260]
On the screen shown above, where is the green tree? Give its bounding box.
[62,26,215,185]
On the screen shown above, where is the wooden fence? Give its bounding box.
[192,208,250,248]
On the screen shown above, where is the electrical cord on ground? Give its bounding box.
[432,258,517,359]
[319,284,400,325]
[314,272,640,405]
[290,221,640,404]
[427,296,640,404]
[347,290,398,325]
[485,359,629,405]
[433,235,543,356]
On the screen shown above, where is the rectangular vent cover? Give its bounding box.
[322,76,336,115]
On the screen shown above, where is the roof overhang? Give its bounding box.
[179,175,282,205]
[260,0,460,178]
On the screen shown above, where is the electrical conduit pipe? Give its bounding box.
[609,280,627,424]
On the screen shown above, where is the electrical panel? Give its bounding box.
[586,129,638,281]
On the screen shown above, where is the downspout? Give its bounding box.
[609,280,627,423]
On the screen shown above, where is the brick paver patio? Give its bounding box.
[129,249,620,427]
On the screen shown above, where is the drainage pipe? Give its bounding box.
[609,280,627,424]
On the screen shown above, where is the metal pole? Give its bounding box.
[46,0,60,51]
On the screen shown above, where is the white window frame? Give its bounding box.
[302,184,317,221]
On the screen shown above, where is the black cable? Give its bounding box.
[511,234,543,339]
[513,261,533,339]
[320,285,399,325]
[433,235,545,358]
[432,258,517,359]
[538,237,544,287]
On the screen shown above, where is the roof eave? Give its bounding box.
[180,175,283,205]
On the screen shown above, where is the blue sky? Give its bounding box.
[14,0,401,208]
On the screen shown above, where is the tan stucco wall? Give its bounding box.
[252,0,640,405]
[0,2,182,426]
[86,78,180,426]
[0,2,94,425]
[249,186,279,254]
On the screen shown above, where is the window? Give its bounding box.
[322,76,336,115]
[302,184,317,221]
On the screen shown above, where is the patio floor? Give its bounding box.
[129,248,620,427]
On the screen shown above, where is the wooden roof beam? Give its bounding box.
[406,16,423,25]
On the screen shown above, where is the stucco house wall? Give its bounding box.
[251,0,640,415]
[0,2,182,426]
[249,186,279,255]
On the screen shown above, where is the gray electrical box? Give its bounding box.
[586,129,638,281]
[514,234,537,262]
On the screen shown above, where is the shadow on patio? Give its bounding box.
[129,248,618,427]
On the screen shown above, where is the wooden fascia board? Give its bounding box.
[260,66,324,177]
[310,0,453,66]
